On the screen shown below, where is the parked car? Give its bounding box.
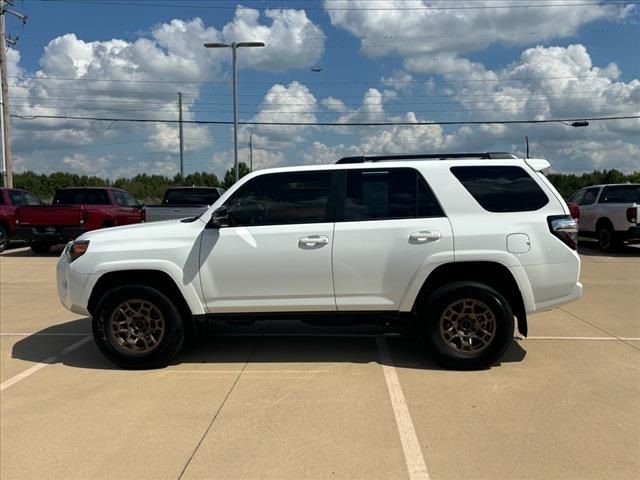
[143,187,225,222]
[57,152,581,370]
[0,187,45,252]
[567,183,639,252]
[16,187,144,254]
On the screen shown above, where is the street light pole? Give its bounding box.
[231,44,238,183]
[204,41,265,183]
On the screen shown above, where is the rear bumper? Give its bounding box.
[620,226,640,243]
[15,226,86,243]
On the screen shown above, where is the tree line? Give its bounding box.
[3,165,639,203]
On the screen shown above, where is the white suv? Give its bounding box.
[57,153,582,370]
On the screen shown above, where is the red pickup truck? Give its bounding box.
[0,188,46,252]
[15,187,144,253]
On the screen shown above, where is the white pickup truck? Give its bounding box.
[567,183,640,252]
[143,187,225,222]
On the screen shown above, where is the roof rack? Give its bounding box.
[335,152,518,164]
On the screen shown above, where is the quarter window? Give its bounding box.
[343,168,444,221]
[225,171,332,226]
[451,166,548,212]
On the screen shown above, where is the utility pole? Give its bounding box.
[178,91,184,178]
[249,134,253,172]
[0,0,25,187]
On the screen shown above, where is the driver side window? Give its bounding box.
[224,171,332,227]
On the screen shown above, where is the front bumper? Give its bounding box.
[56,251,94,316]
[16,226,86,243]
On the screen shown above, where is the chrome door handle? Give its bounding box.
[409,231,441,242]
[298,235,329,246]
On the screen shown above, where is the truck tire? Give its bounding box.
[597,223,620,253]
[420,282,514,370]
[0,225,8,253]
[93,285,185,369]
[30,242,54,254]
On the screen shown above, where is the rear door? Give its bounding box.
[332,167,453,311]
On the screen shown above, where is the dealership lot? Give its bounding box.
[1,245,638,480]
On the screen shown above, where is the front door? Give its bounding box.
[199,170,337,313]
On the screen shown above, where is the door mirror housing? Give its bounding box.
[208,206,230,228]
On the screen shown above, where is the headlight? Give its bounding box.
[67,240,90,261]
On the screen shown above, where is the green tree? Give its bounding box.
[222,162,251,189]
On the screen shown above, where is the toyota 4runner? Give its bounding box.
[57,152,582,370]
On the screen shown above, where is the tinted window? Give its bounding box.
[580,187,600,205]
[567,190,584,204]
[9,190,44,206]
[451,166,548,212]
[114,190,139,207]
[163,189,220,205]
[226,171,332,226]
[598,185,640,203]
[53,189,110,205]
[344,168,443,221]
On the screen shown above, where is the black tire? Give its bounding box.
[0,225,7,253]
[598,223,620,253]
[420,282,514,370]
[93,285,185,369]
[30,242,54,254]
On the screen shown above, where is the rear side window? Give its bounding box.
[226,171,332,226]
[451,166,548,212]
[54,189,110,205]
[598,185,640,203]
[163,189,220,205]
[343,168,443,221]
[9,190,44,206]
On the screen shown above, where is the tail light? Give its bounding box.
[627,207,638,224]
[548,215,578,250]
[66,240,90,262]
[79,210,89,225]
[141,208,146,222]
[568,203,580,220]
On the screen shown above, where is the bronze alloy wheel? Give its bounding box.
[439,298,497,355]
[108,299,166,355]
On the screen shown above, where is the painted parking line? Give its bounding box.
[376,337,430,480]
[0,336,93,392]
[524,336,640,341]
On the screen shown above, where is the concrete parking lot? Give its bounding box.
[1,244,639,480]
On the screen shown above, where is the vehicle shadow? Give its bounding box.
[578,241,640,257]
[11,317,527,372]
[0,245,65,257]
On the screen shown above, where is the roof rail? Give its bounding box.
[335,152,518,164]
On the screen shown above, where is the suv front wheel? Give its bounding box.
[93,285,185,369]
[421,282,514,370]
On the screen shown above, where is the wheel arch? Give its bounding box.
[413,261,529,336]
[87,269,196,335]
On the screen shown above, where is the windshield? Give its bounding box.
[54,189,110,205]
[599,185,640,203]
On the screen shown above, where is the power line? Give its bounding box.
[27,0,640,11]
[10,72,632,85]
[11,112,640,126]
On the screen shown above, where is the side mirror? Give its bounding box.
[208,206,230,229]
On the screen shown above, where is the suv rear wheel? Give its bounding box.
[93,285,185,369]
[421,282,514,370]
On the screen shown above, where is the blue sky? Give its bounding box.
[5,0,640,178]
